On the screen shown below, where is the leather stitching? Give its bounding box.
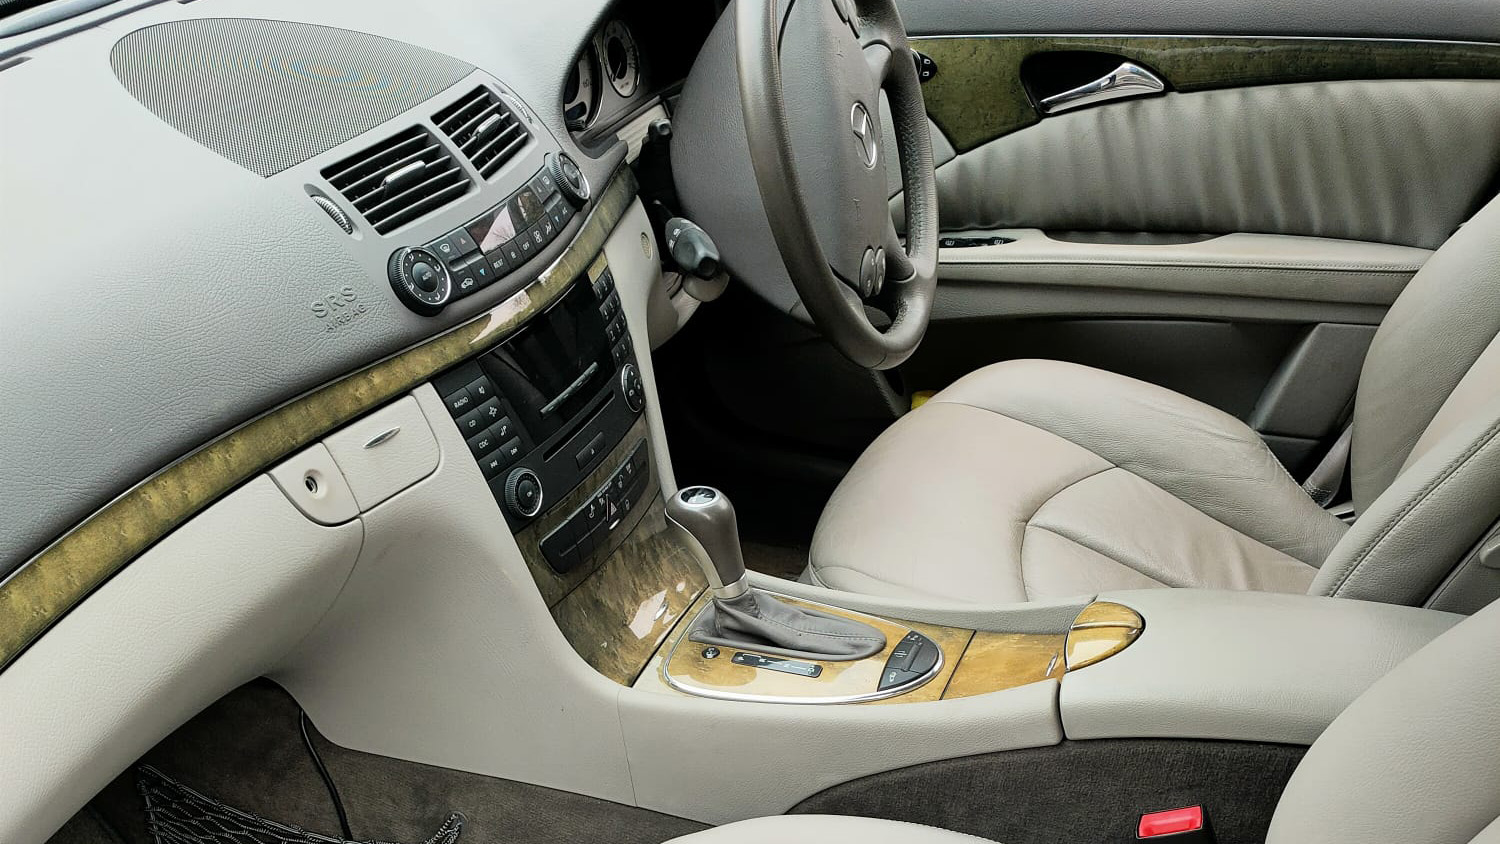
[1018,465,1114,598]
[1324,415,1500,597]
[1025,523,1170,587]
[935,395,1331,563]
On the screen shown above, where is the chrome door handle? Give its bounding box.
[1038,62,1166,115]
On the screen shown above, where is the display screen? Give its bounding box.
[468,205,518,254]
[482,278,612,441]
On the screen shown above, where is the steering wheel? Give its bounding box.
[734,0,938,370]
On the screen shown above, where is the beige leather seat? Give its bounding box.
[672,595,1500,842]
[810,197,1500,608]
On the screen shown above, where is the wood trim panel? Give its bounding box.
[640,600,1142,703]
[550,494,709,685]
[651,594,972,704]
[915,36,1500,152]
[943,632,1066,700]
[516,417,658,608]
[0,168,640,673]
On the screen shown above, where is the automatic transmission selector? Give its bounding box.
[667,486,887,661]
[666,486,749,599]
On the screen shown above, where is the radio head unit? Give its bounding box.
[432,259,643,528]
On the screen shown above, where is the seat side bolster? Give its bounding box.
[1316,406,1500,608]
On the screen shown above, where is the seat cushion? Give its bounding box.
[809,360,1348,604]
[665,815,996,843]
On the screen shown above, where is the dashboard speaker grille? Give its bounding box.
[321,126,472,234]
[110,18,474,177]
[434,86,530,179]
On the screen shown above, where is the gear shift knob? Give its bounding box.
[666,486,748,599]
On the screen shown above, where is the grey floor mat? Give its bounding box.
[84,679,705,844]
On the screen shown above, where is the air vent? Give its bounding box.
[433,86,530,179]
[321,126,472,234]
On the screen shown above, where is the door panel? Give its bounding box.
[883,32,1500,474]
[914,76,1500,248]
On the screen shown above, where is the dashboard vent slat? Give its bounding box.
[434,86,531,179]
[321,126,472,234]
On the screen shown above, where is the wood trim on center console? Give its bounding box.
[637,600,1143,704]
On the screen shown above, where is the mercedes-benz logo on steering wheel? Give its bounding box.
[850,102,878,169]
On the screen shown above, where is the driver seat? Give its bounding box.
[808,197,1500,609]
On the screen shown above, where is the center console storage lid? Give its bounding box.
[1060,589,1461,745]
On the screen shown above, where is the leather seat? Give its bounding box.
[810,195,1500,609]
[672,596,1500,842]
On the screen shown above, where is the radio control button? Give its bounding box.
[504,467,543,518]
[621,363,645,413]
[443,387,475,417]
[575,432,608,469]
[456,397,503,436]
[467,426,501,459]
[465,377,496,403]
[478,449,509,479]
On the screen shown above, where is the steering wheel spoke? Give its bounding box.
[734,0,937,370]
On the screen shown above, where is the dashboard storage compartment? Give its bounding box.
[323,396,440,511]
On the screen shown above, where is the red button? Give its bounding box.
[1138,806,1204,838]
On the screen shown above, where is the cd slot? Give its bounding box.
[543,388,614,464]
[540,362,602,417]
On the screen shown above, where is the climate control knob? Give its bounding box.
[388,247,452,315]
[620,363,645,413]
[504,467,544,519]
[547,152,591,206]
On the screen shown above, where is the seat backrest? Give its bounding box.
[1267,595,1500,843]
[1309,196,1500,608]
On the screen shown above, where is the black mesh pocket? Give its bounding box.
[137,765,463,844]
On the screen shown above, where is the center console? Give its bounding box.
[430,257,647,549]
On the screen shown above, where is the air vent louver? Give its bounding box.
[321,126,472,234]
[434,86,530,179]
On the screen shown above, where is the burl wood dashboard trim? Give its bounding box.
[0,167,640,673]
[915,36,1500,152]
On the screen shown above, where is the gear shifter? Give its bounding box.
[666,486,887,661]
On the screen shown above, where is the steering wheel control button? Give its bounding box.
[388,247,452,315]
[504,467,544,518]
[858,247,880,297]
[912,49,938,83]
[621,363,645,412]
[549,152,591,206]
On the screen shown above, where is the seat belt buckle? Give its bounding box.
[1136,806,1214,842]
